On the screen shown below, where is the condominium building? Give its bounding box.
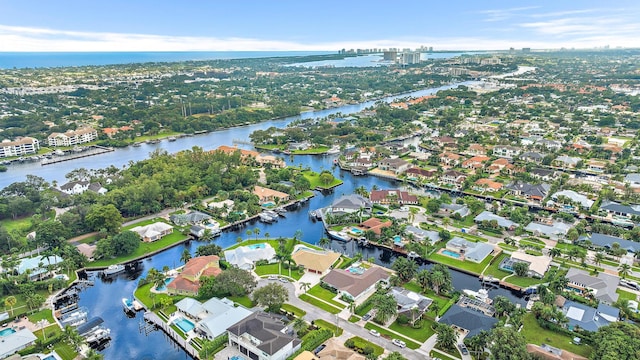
[0,137,40,158]
[47,127,97,147]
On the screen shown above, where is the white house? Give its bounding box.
[47,127,98,147]
[0,137,40,158]
[224,243,276,270]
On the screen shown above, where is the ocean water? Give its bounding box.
[0,51,332,69]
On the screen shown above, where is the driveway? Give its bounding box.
[255,279,431,360]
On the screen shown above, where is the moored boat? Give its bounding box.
[328,230,350,242]
[102,264,125,276]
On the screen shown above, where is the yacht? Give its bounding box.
[328,230,350,242]
[102,264,125,276]
[86,328,111,343]
[168,136,177,142]
[325,146,340,155]
[258,213,275,223]
[122,297,135,312]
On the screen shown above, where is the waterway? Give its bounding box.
[9,80,524,358]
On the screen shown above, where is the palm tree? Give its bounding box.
[275,252,286,275]
[85,349,104,360]
[236,236,243,244]
[430,302,441,318]
[299,282,311,293]
[372,294,397,324]
[416,270,430,292]
[246,229,252,240]
[37,319,48,340]
[253,228,261,241]
[318,237,331,249]
[429,270,446,295]
[619,263,631,279]
[4,296,16,316]
[264,232,270,240]
[180,249,192,264]
[435,323,457,351]
[292,318,308,336]
[294,229,303,244]
[549,248,562,258]
[594,252,604,266]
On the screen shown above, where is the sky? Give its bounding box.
[1,0,639,52]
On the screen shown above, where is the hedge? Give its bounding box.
[286,329,333,360]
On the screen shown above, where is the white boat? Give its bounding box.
[258,213,275,223]
[86,328,111,343]
[325,146,340,155]
[328,230,350,242]
[463,288,492,304]
[407,251,419,258]
[122,298,135,312]
[102,264,125,276]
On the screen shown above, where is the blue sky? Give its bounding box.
[1,0,639,51]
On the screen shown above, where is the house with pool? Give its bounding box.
[0,328,38,359]
[16,255,63,281]
[167,255,222,296]
[174,297,252,340]
[500,251,552,278]
[130,221,174,242]
[253,185,290,205]
[224,243,277,270]
[291,245,340,275]
[444,237,495,263]
[321,266,390,301]
[227,312,302,360]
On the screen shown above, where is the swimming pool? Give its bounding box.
[262,202,275,208]
[347,266,365,275]
[393,235,402,243]
[0,328,16,336]
[174,318,195,333]
[442,250,462,259]
[156,277,174,292]
[230,356,246,360]
[350,228,363,235]
[249,243,266,250]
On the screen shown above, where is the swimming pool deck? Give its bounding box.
[144,312,199,359]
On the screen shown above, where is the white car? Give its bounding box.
[392,339,406,348]
[369,329,380,337]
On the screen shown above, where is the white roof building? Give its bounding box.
[0,328,38,358]
[224,243,276,270]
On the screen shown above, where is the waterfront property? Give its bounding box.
[562,300,619,332]
[47,127,98,147]
[438,304,498,338]
[565,268,619,305]
[369,189,418,205]
[0,136,40,158]
[445,237,495,263]
[357,217,392,237]
[253,185,290,205]
[130,222,174,242]
[500,251,552,278]
[404,226,440,245]
[389,287,432,325]
[175,297,252,340]
[167,255,222,296]
[326,194,372,215]
[224,243,276,270]
[577,233,640,253]
[322,266,390,301]
[16,255,63,281]
[290,245,340,275]
[473,211,517,230]
[0,328,38,359]
[227,312,302,360]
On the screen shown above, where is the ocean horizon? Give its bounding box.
[0,51,334,69]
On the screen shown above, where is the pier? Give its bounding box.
[142,312,200,359]
[41,145,114,166]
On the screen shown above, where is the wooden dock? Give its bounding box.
[41,145,114,166]
[142,312,200,359]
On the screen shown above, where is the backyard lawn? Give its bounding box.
[427,250,495,275]
[302,170,343,189]
[482,253,511,279]
[616,288,637,302]
[281,303,306,317]
[254,263,303,280]
[388,319,435,342]
[346,336,385,356]
[299,294,341,314]
[520,313,591,357]
[307,285,346,308]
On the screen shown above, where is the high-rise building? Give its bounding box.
[383,51,398,61]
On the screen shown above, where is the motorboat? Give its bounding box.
[325,146,340,155]
[328,230,350,242]
[463,288,492,304]
[122,297,135,312]
[102,264,125,276]
[86,328,111,343]
[258,213,275,223]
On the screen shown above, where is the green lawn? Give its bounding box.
[91,221,188,267]
[299,294,341,314]
[307,285,346,308]
[430,350,460,360]
[292,146,330,155]
[281,303,306,317]
[51,343,77,360]
[363,323,421,350]
[346,336,385,356]
[401,281,451,318]
[254,263,303,280]
[27,309,55,324]
[483,253,511,279]
[229,296,254,308]
[498,243,518,251]
[302,170,343,189]
[134,282,185,311]
[388,319,435,342]
[520,313,591,357]
[427,250,494,275]
[348,315,360,323]
[313,318,343,336]
[616,288,637,302]
[0,216,32,234]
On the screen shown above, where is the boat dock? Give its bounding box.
[142,312,200,359]
[41,145,114,166]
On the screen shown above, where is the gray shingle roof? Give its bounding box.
[438,304,498,337]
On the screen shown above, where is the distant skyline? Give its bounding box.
[1,0,639,52]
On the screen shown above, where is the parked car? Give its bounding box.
[267,275,278,280]
[458,344,469,355]
[362,313,372,321]
[313,344,326,355]
[369,329,380,337]
[392,339,406,348]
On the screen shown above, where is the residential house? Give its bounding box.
[405,168,437,180]
[167,255,222,296]
[322,267,390,301]
[506,181,551,202]
[47,127,98,147]
[518,151,545,164]
[288,142,311,151]
[404,226,440,245]
[461,155,490,170]
[440,203,470,218]
[438,304,498,338]
[553,155,581,169]
[130,222,174,242]
[565,268,619,304]
[536,139,562,151]
[577,233,640,253]
[59,180,107,195]
[0,329,38,359]
[390,287,432,325]
[486,158,514,174]
[623,173,640,188]
[530,168,557,182]
[550,190,594,210]
[466,144,487,156]
[501,251,551,278]
[16,255,63,281]
[170,211,212,226]
[599,200,640,219]
[253,186,290,205]
[216,145,285,168]
[175,297,252,340]
[291,246,340,275]
[377,157,411,175]
[369,190,418,205]
[445,237,495,263]
[473,211,517,230]
[562,300,618,332]
[314,338,366,360]
[439,152,462,167]
[473,178,503,193]
[440,170,466,188]
[227,312,302,360]
[358,217,392,236]
[0,137,40,158]
[328,194,372,215]
[492,145,521,159]
[586,159,607,173]
[524,220,572,240]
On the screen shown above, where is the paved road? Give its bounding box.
[256,279,431,360]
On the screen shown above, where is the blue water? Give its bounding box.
[230,356,246,360]
[0,328,16,336]
[175,318,195,333]
[347,266,365,275]
[442,250,462,259]
[155,277,174,292]
[393,235,402,243]
[248,243,266,250]
[0,51,332,69]
[351,228,363,235]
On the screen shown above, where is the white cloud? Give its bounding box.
[477,6,541,22]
